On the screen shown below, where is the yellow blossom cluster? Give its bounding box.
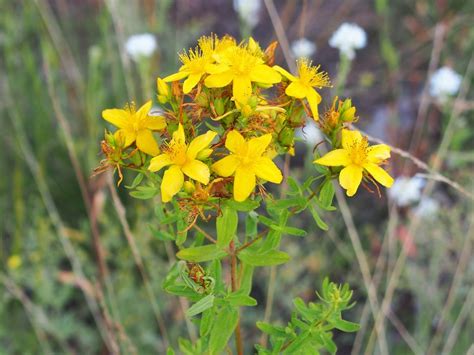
[98,34,393,202]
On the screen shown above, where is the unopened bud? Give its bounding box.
[156,77,169,97]
[184,181,195,194]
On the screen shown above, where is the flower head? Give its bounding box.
[314,129,393,196]
[125,33,157,61]
[291,38,317,59]
[148,124,217,202]
[233,0,262,29]
[429,66,462,99]
[414,197,439,219]
[102,100,166,156]
[204,45,281,105]
[274,59,331,120]
[212,131,282,201]
[163,46,214,94]
[388,176,425,207]
[329,23,367,60]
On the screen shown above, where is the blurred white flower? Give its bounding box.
[291,38,317,59]
[125,33,157,61]
[388,176,425,207]
[297,120,323,147]
[328,23,367,60]
[233,0,261,29]
[414,197,439,218]
[429,66,462,99]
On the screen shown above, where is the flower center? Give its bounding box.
[348,138,369,166]
[297,59,331,88]
[167,142,188,166]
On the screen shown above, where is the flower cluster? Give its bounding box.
[98,34,393,207]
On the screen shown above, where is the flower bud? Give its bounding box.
[214,98,225,116]
[195,92,209,107]
[157,77,169,97]
[184,181,196,194]
[278,126,294,147]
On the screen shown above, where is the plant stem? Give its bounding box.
[230,241,244,355]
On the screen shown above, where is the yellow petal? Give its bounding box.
[102,109,128,128]
[248,134,272,158]
[206,63,229,75]
[161,165,184,202]
[285,81,307,99]
[254,157,282,183]
[364,163,394,187]
[273,65,297,81]
[225,130,246,153]
[233,167,256,202]
[136,129,159,156]
[204,71,233,87]
[367,144,391,163]
[149,154,172,172]
[250,64,281,84]
[232,76,252,103]
[305,88,322,120]
[136,100,153,119]
[212,155,240,177]
[163,70,189,82]
[172,124,186,145]
[197,148,213,160]
[183,73,202,93]
[182,159,211,184]
[341,129,362,150]
[186,130,217,160]
[118,128,136,147]
[143,115,166,130]
[339,164,363,197]
[314,149,350,167]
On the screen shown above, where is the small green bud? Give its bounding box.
[214,98,225,116]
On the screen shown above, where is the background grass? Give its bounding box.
[1,0,473,353]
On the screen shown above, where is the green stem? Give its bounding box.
[230,241,244,355]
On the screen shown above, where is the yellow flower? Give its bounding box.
[212,131,283,201]
[163,46,214,94]
[7,255,22,270]
[102,100,166,156]
[198,34,238,62]
[204,45,281,105]
[274,59,331,120]
[148,124,217,202]
[314,129,394,196]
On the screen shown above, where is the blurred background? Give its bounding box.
[1,0,473,354]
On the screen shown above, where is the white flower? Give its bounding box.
[414,197,439,219]
[388,176,425,207]
[429,66,462,99]
[233,0,261,28]
[297,120,323,147]
[329,23,367,60]
[125,33,157,61]
[291,38,317,59]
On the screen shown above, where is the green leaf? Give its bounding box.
[200,307,214,337]
[177,245,227,262]
[164,285,201,301]
[129,185,158,199]
[225,199,260,211]
[166,347,175,355]
[238,249,290,266]
[149,226,175,241]
[227,291,257,307]
[283,331,311,354]
[310,205,328,231]
[216,206,238,247]
[125,172,144,189]
[280,226,307,237]
[319,180,335,209]
[245,211,258,237]
[256,322,287,338]
[209,306,239,354]
[320,332,337,354]
[186,295,215,317]
[239,263,254,295]
[332,318,360,332]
